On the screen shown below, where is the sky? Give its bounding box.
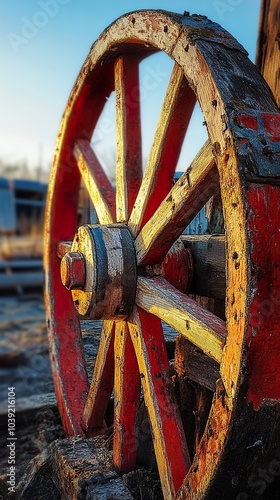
[1,0,261,179]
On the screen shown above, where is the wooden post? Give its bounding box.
[256,0,280,106]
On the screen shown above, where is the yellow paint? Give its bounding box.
[128,64,186,236]
[115,57,129,222]
[134,140,217,265]
[127,308,177,500]
[74,141,114,225]
[83,320,114,430]
[136,276,225,363]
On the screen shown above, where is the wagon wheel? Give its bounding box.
[44,10,280,499]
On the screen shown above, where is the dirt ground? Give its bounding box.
[0,292,162,500]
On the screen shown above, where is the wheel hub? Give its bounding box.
[60,224,137,319]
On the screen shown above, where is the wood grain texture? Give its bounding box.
[256,0,280,106]
[74,140,115,224]
[83,321,115,434]
[135,141,219,266]
[181,234,226,299]
[136,276,226,363]
[129,64,196,236]
[113,321,141,473]
[128,307,191,499]
[115,56,142,222]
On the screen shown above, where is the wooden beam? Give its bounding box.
[180,235,226,300]
[256,0,280,106]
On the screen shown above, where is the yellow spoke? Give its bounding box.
[135,140,219,265]
[128,63,196,236]
[136,276,226,363]
[74,139,115,224]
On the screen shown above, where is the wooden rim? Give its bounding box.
[44,10,280,499]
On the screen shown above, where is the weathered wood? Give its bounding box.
[256,0,280,106]
[74,139,115,224]
[45,9,280,499]
[15,450,60,499]
[115,56,142,221]
[134,141,219,266]
[0,271,44,289]
[205,192,224,234]
[50,436,133,499]
[83,321,114,434]
[0,393,57,424]
[128,64,196,236]
[181,234,226,300]
[128,307,191,499]
[113,321,141,473]
[174,336,220,393]
[136,276,226,363]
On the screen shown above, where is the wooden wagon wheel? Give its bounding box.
[44,10,280,499]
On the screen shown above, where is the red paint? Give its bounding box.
[140,81,196,231]
[235,114,258,131]
[161,243,193,292]
[113,322,141,473]
[134,309,191,494]
[246,184,280,408]
[45,64,114,436]
[75,139,116,221]
[262,113,280,142]
[115,56,142,218]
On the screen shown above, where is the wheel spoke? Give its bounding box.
[128,63,196,236]
[115,56,142,221]
[135,140,219,265]
[136,277,226,363]
[83,321,115,434]
[74,139,115,223]
[113,321,141,473]
[128,307,191,498]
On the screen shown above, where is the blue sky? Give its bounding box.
[1,0,261,176]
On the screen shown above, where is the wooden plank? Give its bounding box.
[135,141,219,266]
[181,234,226,299]
[174,335,220,392]
[74,139,115,224]
[256,0,280,106]
[128,63,196,236]
[115,56,142,221]
[136,276,226,363]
